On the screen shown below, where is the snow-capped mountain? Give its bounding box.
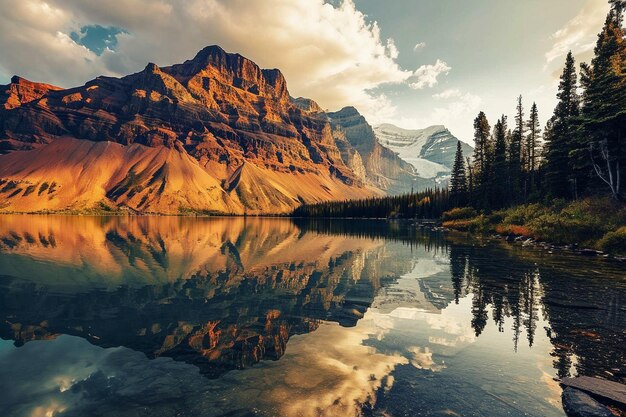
[374,123,473,183]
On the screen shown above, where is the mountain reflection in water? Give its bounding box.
[0,215,624,417]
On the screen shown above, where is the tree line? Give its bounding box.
[292,188,450,219]
[451,0,626,209]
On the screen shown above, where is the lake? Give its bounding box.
[0,215,624,417]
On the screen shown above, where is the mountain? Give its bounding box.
[0,46,382,214]
[328,107,434,194]
[374,123,473,184]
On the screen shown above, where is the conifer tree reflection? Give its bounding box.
[449,239,625,383]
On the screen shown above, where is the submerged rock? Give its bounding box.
[562,387,613,417]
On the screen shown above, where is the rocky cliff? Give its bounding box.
[0,46,382,214]
[0,76,62,111]
[328,107,432,194]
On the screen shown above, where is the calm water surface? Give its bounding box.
[0,216,624,417]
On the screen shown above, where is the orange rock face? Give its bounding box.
[0,76,62,110]
[0,45,381,214]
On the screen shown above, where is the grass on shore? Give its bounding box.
[442,198,626,255]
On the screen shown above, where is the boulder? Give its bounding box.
[562,387,613,417]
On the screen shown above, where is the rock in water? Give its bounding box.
[562,387,614,417]
[562,376,626,407]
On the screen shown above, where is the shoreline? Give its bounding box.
[441,199,626,260]
[0,211,423,220]
[2,211,624,262]
[444,228,626,263]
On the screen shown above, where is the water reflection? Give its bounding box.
[0,215,624,417]
[0,216,405,377]
[443,237,626,382]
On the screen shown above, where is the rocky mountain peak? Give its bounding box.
[190,44,233,68]
[163,45,289,102]
[10,75,26,85]
[328,107,369,131]
[291,97,324,113]
[328,106,422,194]
[1,76,62,110]
[144,62,160,73]
[329,106,360,118]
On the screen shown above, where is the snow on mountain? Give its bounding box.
[374,123,473,182]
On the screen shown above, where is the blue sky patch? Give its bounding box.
[70,25,126,56]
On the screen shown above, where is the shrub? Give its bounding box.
[443,197,625,248]
[443,220,472,231]
[502,204,547,225]
[598,227,626,255]
[487,211,506,224]
[442,207,478,221]
[23,185,37,197]
[495,224,533,237]
[527,213,602,245]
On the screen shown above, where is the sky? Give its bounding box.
[0,0,612,143]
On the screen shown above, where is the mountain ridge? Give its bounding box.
[0,45,385,214]
[329,107,434,194]
[0,45,462,214]
[374,123,473,183]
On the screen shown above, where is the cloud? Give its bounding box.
[407,346,445,372]
[413,42,426,51]
[387,38,400,59]
[0,0,418,124]
[0,314,408,417]
[432,89,462,100]
[431,91,482,128]
[409,59,451,90]
[545,0,609,65]
[264,317,408,417]
[383,89,481,141]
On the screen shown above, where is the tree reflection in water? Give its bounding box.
[444,236,625,382]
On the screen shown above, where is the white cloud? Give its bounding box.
[413,42,426,51]
[383,89,481,142]
[0,0,419,125]
[430,92,482,133]
[407,346,445,372]
[356,93,399,127]
[432,89,462,100]
[409,59,451,90]
[545,0,609,65]
[386,38,400,60]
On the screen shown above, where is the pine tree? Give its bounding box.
[526,103,541,193]
[609,0,625,24]
[450,141,468,207]
[545,51,580,198]
[466,157,474,206]
[472,111,492,207]
[577,7,626,199]
[510,95,525,202]
[492,115,509,208]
